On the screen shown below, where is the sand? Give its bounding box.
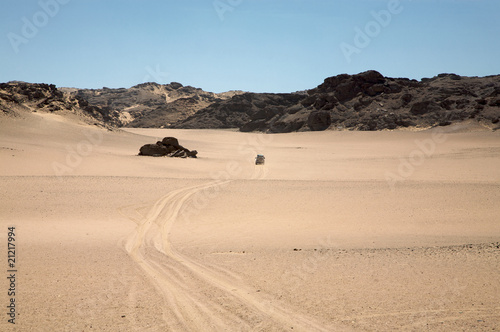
[1,111,499,331]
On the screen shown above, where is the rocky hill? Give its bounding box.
[0,81,120,127]
[1,81,242,128]
[172,71,500,132]
[171,92,307,131]
[2,71,499,132]
[65,82,243,128]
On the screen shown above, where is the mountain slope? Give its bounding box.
[0,81,119,128]
[172,71,500,132]
[171,92,307,131]
[66,82,243,128]
[2,71,499,132]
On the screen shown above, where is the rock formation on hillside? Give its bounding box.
[2,71,499,132]
[171,93,306,131]
[138,137,197,158]
[66,82,243,128]
[0,81,119,127]
[172,71,500,132]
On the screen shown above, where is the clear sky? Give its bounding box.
[1,0,499,93]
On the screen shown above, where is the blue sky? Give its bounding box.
[1,0,499,93]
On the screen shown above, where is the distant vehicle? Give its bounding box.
[255,154,265,165]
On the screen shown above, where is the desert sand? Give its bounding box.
[1,111,499,331]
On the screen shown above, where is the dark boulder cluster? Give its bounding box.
[138,137,197,158]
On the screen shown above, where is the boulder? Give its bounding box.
[186,150,198,158]
[138,137,198,158]
[139,144,169,156]
[307,111,332,131]
[162,137,180,147]
[410,101,442,115]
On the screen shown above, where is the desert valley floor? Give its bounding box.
[1,112,499,331]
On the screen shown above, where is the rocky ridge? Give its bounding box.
[2,71,499,132]
[171,92,307,131]
[0,81,120,128]
[65,82,243,128]
[172,71,500,132]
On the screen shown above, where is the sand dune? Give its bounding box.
[1,112,499,331]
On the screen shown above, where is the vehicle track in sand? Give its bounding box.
[125,181,346,331]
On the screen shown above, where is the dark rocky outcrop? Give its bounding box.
[172,93,306,131]
[138,137,197,158]
[307,111,332,131]
[410,101,441,115]
[3,71,499,132]
[0,81,119,127]
[172,71,500,132]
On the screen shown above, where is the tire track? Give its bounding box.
[126,181,346,331]
[125,183,238,331]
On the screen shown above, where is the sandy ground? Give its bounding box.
[0,111,499,331]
